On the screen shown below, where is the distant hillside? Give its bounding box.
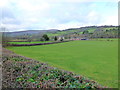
[3,29,59,37]
[2,25,118,41]
[46,25,118,38]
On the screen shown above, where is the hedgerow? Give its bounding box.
[2,49,104,89]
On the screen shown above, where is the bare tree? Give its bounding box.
[1,27,10,47]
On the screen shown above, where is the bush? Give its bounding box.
[54,36,58,41]
[42,34,49,41]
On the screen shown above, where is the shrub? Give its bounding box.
[54,36,58,41]
[42,34,49,41]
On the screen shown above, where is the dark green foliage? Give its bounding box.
[82,30,89,34]
[42,34,49,41]
[54,36,58,41]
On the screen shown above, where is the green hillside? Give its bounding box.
[4,26,118,41]
[46,26,118,38]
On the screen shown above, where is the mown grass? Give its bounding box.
[7,39,118,88]
[47,29,92,36]
[87,28,97,33]
[103,27,118,31]
[91,38,118,41]
[9,41,53,44]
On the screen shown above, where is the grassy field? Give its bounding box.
[7,40,118,88]
[91,38,118,41]
[47,27,117,37]
[9,41,53,44]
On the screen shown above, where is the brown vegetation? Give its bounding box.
[2,48,104,88]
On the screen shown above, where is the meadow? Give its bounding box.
[47,27,118,37]
[9,41,53,44]
[7,40,118,88]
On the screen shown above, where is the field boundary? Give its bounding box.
[8,41,30,42]
[9,41,72,46]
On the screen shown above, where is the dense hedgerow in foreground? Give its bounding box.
[2,49,104,88]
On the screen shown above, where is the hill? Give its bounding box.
[2,25,118,41]
[3,29,59,37]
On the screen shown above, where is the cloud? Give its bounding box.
[102,15,118,26]
[0,0,118,31]
[55,21,82,30]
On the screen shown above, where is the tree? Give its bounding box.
[42,34,49,41]
[82,30,89,34]
[2,33,11,47]
[54,36,57,41]
[60,37,63,41]
[27,37,32,42]
[2,28,11,47]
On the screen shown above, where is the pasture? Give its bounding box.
[9,41,52,44]
[7,40,118,88]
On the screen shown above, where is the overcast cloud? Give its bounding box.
[0,0,118,32]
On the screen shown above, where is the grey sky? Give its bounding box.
[0,0,118,32]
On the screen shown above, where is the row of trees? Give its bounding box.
[14,34,59,42]
[83,29,118,38]
[40,34,59,41]
[63,28,118,39]
[3,26,118,44]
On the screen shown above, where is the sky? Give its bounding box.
[0,0,118,32]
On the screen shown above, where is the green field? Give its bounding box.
[92,38,118,41]
[9,41,53,44]
[47,27,117,37]
[7,40,118,88]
